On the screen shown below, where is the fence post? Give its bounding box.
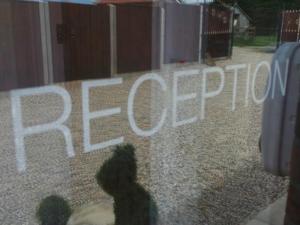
[109,4,117,76]
[229,6,234,58]
[39,2,54,85]
[297,12,300,42]
[198,5,203,63]
[280,12,286,44]
[201,5,208,61]
[277,12,283,48]
[160,6,165,69]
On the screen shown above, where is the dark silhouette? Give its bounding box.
[96,144,158,225]
[36,195,72,225]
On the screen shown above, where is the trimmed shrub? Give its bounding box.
[36,195,72,225]
[96,144,157,225]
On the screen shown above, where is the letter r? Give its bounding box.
[11,86,74,173]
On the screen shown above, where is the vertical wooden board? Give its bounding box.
[12,2,44,89]
[61,3,110,82]
[116,3,160,73]
[0,1,44,91]
[90,5,111,77]
[62,3,92,81]
[0,1,18,92]
[150,5,161,70]
[164,3,200,64]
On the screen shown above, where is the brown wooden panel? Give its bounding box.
[61,3,111,81]
[90,5,111,78]
[116,3,161,73]
[12,2,44,89]
[164,3,200,64]
[0,1,44,92]
[0,1,18,91]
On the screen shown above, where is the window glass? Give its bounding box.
[0,0,299,225]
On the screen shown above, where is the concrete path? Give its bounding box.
[67,202,114,225]
[246,196,287,225]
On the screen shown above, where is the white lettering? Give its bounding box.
[172,70,199,127]
[201,67,225,120]
[82,78,124,153]
[128,73,167,137]
[11,86,74,173]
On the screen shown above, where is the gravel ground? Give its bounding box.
[149,47,288,225]
[0,47,288,225]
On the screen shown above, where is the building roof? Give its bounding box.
[233,3,252,21]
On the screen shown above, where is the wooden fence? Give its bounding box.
[0,1,234,91]
[279,10,300,44]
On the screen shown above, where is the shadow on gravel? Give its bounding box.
[96,144,158,225]
[197,161,288,225]
[251,46,277,54]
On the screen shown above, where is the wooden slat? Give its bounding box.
[0,1,44,92]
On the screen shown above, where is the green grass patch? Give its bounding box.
[234,35,277,47]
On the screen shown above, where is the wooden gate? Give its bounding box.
[279,10,300,44]
[0,1,235,92]
[202,4,233,59]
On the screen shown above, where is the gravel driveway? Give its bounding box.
[149,47,288,225]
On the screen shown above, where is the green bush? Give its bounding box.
[36,195,72,225]
[234,35,277,47]
[96,144,157,225]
